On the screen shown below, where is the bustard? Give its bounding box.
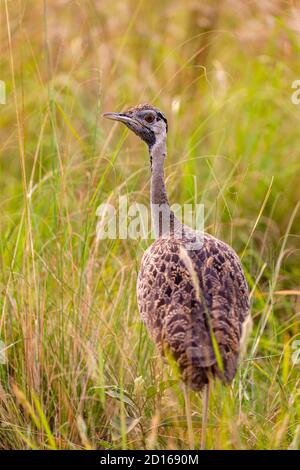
[103,104,251,449]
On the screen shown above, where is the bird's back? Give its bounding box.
[137,232,250,390]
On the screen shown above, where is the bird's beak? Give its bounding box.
[103,110,154,146]
[102,112,138,126]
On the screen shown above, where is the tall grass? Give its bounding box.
[0,0,300,449]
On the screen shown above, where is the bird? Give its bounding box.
[103,103,251,449]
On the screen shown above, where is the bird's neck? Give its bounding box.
[150,137,168,206]
[150,136,176,237]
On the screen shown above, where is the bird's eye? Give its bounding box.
[145,114,155,123]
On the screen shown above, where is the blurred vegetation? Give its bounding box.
[0,0,300,449]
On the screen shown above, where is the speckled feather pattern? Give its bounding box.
[137,232,250,391]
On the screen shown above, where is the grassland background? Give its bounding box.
[0,0,300,450]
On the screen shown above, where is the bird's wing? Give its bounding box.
[187,234,250,381]
[137,234,250,384]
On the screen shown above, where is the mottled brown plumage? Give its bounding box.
[103,104,251,392]
[137,232,249,390]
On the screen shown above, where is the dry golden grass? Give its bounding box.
[0,0,300,449]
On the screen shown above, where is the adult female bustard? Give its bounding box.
[104,104,251,448]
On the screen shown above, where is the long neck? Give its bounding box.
[150,136,178,238]
[150,137,168,206]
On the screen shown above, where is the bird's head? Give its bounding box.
[103,103,168,149]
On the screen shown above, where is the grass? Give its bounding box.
[0,0,300,449]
